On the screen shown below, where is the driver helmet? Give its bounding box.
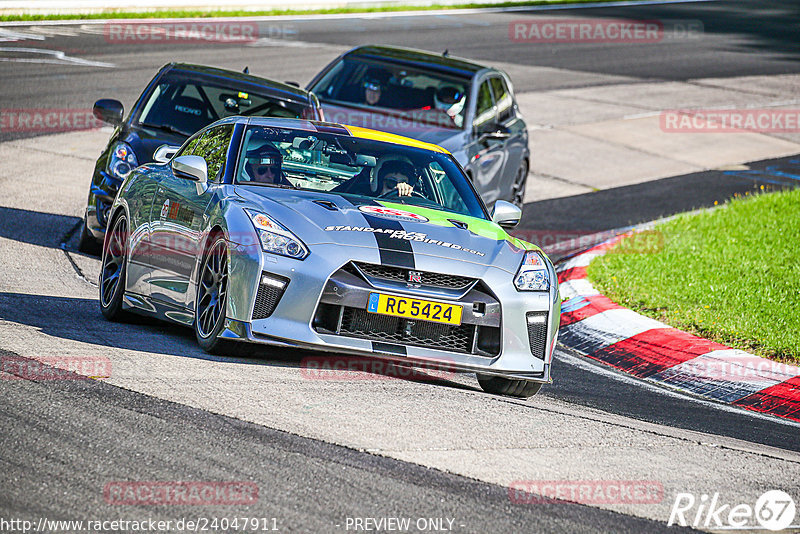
[363,68,390,106]
[434,86,466,125]
[244,142,283,183]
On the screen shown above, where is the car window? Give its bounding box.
[179,124,234,182]
[490,77,513,122]
[235,125,488,220]
[136,73,313,137]
[308,57,470,130]
[473,80,496,130]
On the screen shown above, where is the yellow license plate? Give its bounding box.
[367,293,463,325]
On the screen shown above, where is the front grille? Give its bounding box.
[526,312,548,359]
[353,262,475,290]
[338,307,477,354]
[314,267,502,358]
[252,274,289,320]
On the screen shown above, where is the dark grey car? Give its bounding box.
[307,45,530,208]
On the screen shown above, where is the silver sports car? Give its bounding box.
[99,116,560,397]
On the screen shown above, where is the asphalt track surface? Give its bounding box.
[1,1,800,532]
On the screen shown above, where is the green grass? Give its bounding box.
[586,188,800,364]
[1,0,634,22]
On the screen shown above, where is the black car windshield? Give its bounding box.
[136,73,313,137]
[309,58,469,130]
[235,125,487,220]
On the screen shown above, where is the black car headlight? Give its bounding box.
[246,210,309,260]
[107,142,138,180]
[514,251,550,291]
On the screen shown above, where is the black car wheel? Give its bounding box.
[77,218,102,256]
[99,213,130,321]
[477,374,542,398]
[510,160,528,209]
[195,234,230,353]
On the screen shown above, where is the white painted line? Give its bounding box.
[0,28,46,40]
[246,38,326,48]
[558,251,602,271]
[559,278,599,300]
[0,46,115,67]
[563,307,666,347]
[0,0,719,27]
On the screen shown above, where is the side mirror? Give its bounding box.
[93,98,124,126]
[153,144,180,164]
[491,200,522,228]
[171,155,207,183]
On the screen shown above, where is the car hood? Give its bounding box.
[233,186,538,274]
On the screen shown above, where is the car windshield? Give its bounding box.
[136,73,313,137]
[235,125,487,220]
[309,58,469,130]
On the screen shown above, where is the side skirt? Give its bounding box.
[122,292,195,326]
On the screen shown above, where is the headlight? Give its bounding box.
[245,210,309,260]
[107,142,138,180]
[515,251,550,291]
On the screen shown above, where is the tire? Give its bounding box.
[99,213,130,321]
[510,160,528,209]
[77,218,102,256]
[195,234,231,354]
[477,374,542,398]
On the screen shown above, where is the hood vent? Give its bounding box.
[313,199,339,211]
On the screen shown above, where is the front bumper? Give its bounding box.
[224,242,560,382]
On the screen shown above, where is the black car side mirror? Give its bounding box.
[93,99,124,126]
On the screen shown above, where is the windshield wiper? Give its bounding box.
[139,122,193,137]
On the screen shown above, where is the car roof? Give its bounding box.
[343,45,489,79]
[242,117,450,154]
[163,63,313,103]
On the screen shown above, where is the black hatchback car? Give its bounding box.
[79,62,322,253]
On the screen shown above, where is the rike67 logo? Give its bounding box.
[668,490,797,531]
